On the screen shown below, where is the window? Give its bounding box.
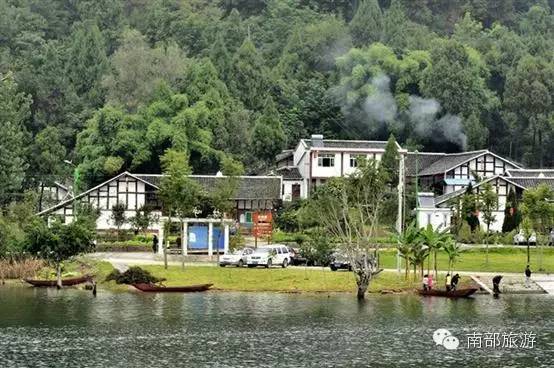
[317,154,335,167]
[349,154,364,168]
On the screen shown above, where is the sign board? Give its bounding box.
[253,211,273,238]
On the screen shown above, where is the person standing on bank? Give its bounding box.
[492,275,503,295]
[525,265,532,288]
[445,273,452,292]
[152,234,159,254]
[451,274,460,291]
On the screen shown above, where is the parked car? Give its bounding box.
[219,247,254,267]
[528,232,537,246]
[329,252,352,271]
[514,230,526,245]
[287,247,307,266]
[246,245,292,268]
[514,230,537,246]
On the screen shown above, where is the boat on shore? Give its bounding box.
[24,275,92,287]
[132,283,213,293]
[418,288,478,298]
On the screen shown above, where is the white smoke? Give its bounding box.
[410,96,467,149]
[364,75,397,123]
[409,96,440,124]
[332,71,468,149]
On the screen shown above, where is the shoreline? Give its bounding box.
[4,278,546,296]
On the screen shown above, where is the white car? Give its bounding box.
[246,245,292,268]
[514,230,527,245]
[219,247,254,267]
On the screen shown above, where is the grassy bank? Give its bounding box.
[133,265,419,293]
[378,247,554,273]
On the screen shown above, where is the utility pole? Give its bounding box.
[415,150,419,228]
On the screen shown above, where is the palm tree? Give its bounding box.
[442,237,462,273]
[419,224,447,277]
[394,222,420,280]
[409,243,429,281]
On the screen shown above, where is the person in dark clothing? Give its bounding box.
[525,265,532,288]
[152,235,159,254]
[492,275,503,295]
[451,274,460,290]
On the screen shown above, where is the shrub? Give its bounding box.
[229,233,245,252]
[0,258,44,279]
[105,266,163,284]
[300,231,334,266]
[95,242,151,252]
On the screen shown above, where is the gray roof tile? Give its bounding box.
[275,167,303,180]
[135,174,282,200]
[506,169,554,178]
[405,152,445,176]
[303,139,388,150]
[507,177,554,190]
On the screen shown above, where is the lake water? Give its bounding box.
[1,286,553,367]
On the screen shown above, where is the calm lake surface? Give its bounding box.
[1,285,553,367]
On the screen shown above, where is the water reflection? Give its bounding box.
[0,285,553,367]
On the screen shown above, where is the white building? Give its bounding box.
[276,134,407,200]
[408,150,554,232]
[38,172,283,253]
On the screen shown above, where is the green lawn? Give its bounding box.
[378,246,554,273]
[136,265,417,293]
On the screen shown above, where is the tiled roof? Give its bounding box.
[507,178,554,190]
[275,150,293,162]
[434,188,466,206]
[418,150,488,176]
[405,152,445,176]
[135,174,282,200]
[506,169,554,178]
[275,167,302,180]
[303,139,388,150]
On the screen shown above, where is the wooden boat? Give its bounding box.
[418,288,478,298]
[132,283,213,293]
[24,275,92,287]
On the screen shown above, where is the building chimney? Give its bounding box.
[311,134,324,148]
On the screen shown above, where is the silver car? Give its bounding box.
[219,247,254,267]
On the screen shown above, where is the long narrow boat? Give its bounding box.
[418,288,478,298]
[24,275,92,287]
[133,283,213,293]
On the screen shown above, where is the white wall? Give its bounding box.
[282,180,306,201]
[418,208,452,231]
[311,151,384,178]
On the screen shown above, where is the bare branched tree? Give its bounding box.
[309,159,388,299]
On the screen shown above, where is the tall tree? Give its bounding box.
[229,37,270,111]
[521,184,554,269]
[504,55,554,167]
[29,126,67,211]
[479,182,498,264]
[349,0,383,47]
[421,39,497,119]
[251,98,285,164]
[0,73,31,207]
[102,29,187,112]
[308,159,388,299]
[502,188,521,233]
[66,20,108,107]
[159,149,203,269]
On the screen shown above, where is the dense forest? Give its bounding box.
[1,0,553,205]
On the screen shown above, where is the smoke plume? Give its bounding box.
[364,75,397,123]
[410,96,467,149]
